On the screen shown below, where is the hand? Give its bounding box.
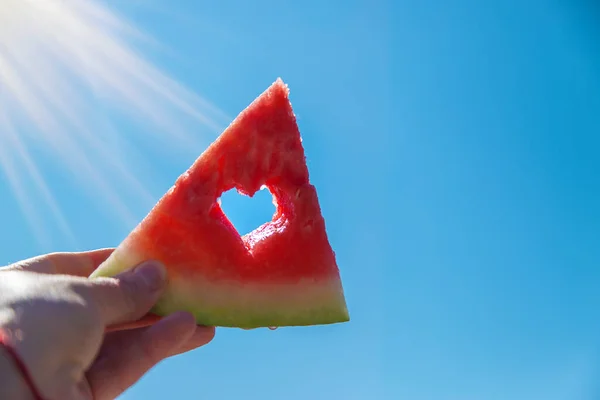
[0,249,215,400]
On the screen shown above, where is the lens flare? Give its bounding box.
[0,0,228,249]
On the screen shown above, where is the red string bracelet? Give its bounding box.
[0,328,45,400]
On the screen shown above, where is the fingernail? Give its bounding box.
[133,261,166,291]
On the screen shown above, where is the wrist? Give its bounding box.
[0,345,35,400]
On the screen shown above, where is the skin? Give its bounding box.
[0,248,215,400]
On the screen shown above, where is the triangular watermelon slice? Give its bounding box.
[90,79,349,328]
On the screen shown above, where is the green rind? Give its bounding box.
[153,292,350,329]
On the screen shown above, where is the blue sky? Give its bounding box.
[1,0,599,399]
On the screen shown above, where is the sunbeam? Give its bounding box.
[0,0,229,248]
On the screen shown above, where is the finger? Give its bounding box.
[105,313,162,333]
[83,260,167,326]
[106,317,215,354]
[105,323,215,355]
[87,312,198,400]
[105,316,214,355]
[4,248,114,276]
[169,326,216,357]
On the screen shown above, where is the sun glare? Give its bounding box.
[0,0,228,249]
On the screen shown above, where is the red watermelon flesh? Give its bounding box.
[90,79,349,328]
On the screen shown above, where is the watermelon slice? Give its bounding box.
[90,79,349,328]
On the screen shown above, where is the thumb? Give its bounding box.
[85,261,167,327]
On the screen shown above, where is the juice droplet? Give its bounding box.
[268,326,278,331]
